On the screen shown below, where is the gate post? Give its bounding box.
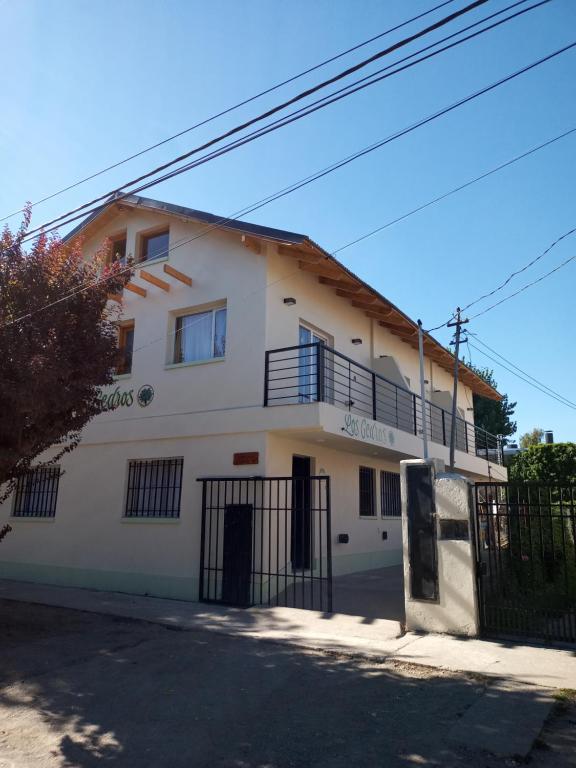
[400,459,480,637]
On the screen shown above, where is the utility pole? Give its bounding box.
[447,307,469,471]
[417,320,429,460]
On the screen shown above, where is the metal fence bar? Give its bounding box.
[265,343,502,464]
[198,476,332,613]
[475,482,576,644]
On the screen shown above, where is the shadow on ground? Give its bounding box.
[0,598,563,768]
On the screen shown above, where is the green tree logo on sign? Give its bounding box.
[137,385,155,408]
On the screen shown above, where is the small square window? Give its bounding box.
[141,230,169,262]
[381,471,401,517]
[174,306,227,364]
[359,466,376,517]
[116,322,135,375]
[125,458,183,518]
[13,467,61,518]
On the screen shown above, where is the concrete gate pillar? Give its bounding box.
[400,458,479,637]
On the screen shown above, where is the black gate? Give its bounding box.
[199,476,332,611]
[475,483,576,643]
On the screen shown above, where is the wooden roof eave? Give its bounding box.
[276,238,502,402]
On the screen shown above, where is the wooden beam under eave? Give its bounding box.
[318,276,362,292]
[337,289,378,303]
[351,299,393,313]
[378,318,417,333]
[242,235,262,255]
[125,282,147,298]
[107,293,122,304]
[163,263,192,286]
[278,244,322,262]
[298,260,341,277]
[364,310,395,322]
[140,269,170,292]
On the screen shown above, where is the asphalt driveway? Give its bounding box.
[1,599,573,768]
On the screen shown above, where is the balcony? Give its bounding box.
[264,343,503,465]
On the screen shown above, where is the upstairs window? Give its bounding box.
[13,466,61,518]
[116,321,135,375]
[359,466,376,517]
[125,458,183,518]
[109,235,127,265]
[381,471,401,517]
[174,306,227,364]
[140,229,169,262]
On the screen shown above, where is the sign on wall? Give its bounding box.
[98,384,155,411]
[340,413,396,448]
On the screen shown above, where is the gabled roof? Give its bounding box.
[66,194,501,401]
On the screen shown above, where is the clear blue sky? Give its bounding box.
[2,0,575,440]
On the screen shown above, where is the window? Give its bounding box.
[140,229,169,262]
[298,324,331,403]
[116,322,134,375]
[381,471,401,517]
[359,466,376,517]
[13,467,60,518]
[174,306,227,364]
[125,458,183,518]
[109,235,127,265]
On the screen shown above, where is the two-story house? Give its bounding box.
[0,195,506,613]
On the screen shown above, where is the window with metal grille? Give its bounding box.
[13,466,61,518]
[125,458,183,518]
[359,466,376,517]
[381,471,401,517]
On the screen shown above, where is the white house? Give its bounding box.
[0,195,506,612]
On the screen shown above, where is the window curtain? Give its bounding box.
[178,311,213,362]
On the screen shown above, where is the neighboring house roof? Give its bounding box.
[65,194,501,401]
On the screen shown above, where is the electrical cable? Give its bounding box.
[0,0,459,225]
[5,29,573,330]
[468,341,576,410]
[19,0,515,240]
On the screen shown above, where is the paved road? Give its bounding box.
[0,600,572,768]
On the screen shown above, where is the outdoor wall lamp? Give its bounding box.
[351,338,362,345]
[283,297,297,306]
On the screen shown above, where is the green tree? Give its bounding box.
[519,427,544,450]
[509,443,576,484]
[0,211,131,497]
[465,363,516,442]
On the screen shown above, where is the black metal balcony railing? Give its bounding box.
[264,343,503,465]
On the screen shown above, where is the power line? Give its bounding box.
[462,225,576,312]
[20,0,516,241]
[5,28,573,330]
[427,220,576,332]
[469,248,576,319]
[467,341,576,410]
[469,333,576,407]
[0,0,459,225]
[331,126,576,255]
[21,0,555,243]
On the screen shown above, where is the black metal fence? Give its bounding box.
[264,343,502,464]
[475,483,576,643]
[198,476,332,611]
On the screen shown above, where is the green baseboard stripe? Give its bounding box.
[331,548,403,577]
[0,560,199,602]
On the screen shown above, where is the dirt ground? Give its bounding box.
[0,599,573,768]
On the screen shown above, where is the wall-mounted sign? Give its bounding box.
[137,385,155,408]
[233,452,259,466]
[98,384,155,411]
[98,386,134,411]
[340,413,395,448]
